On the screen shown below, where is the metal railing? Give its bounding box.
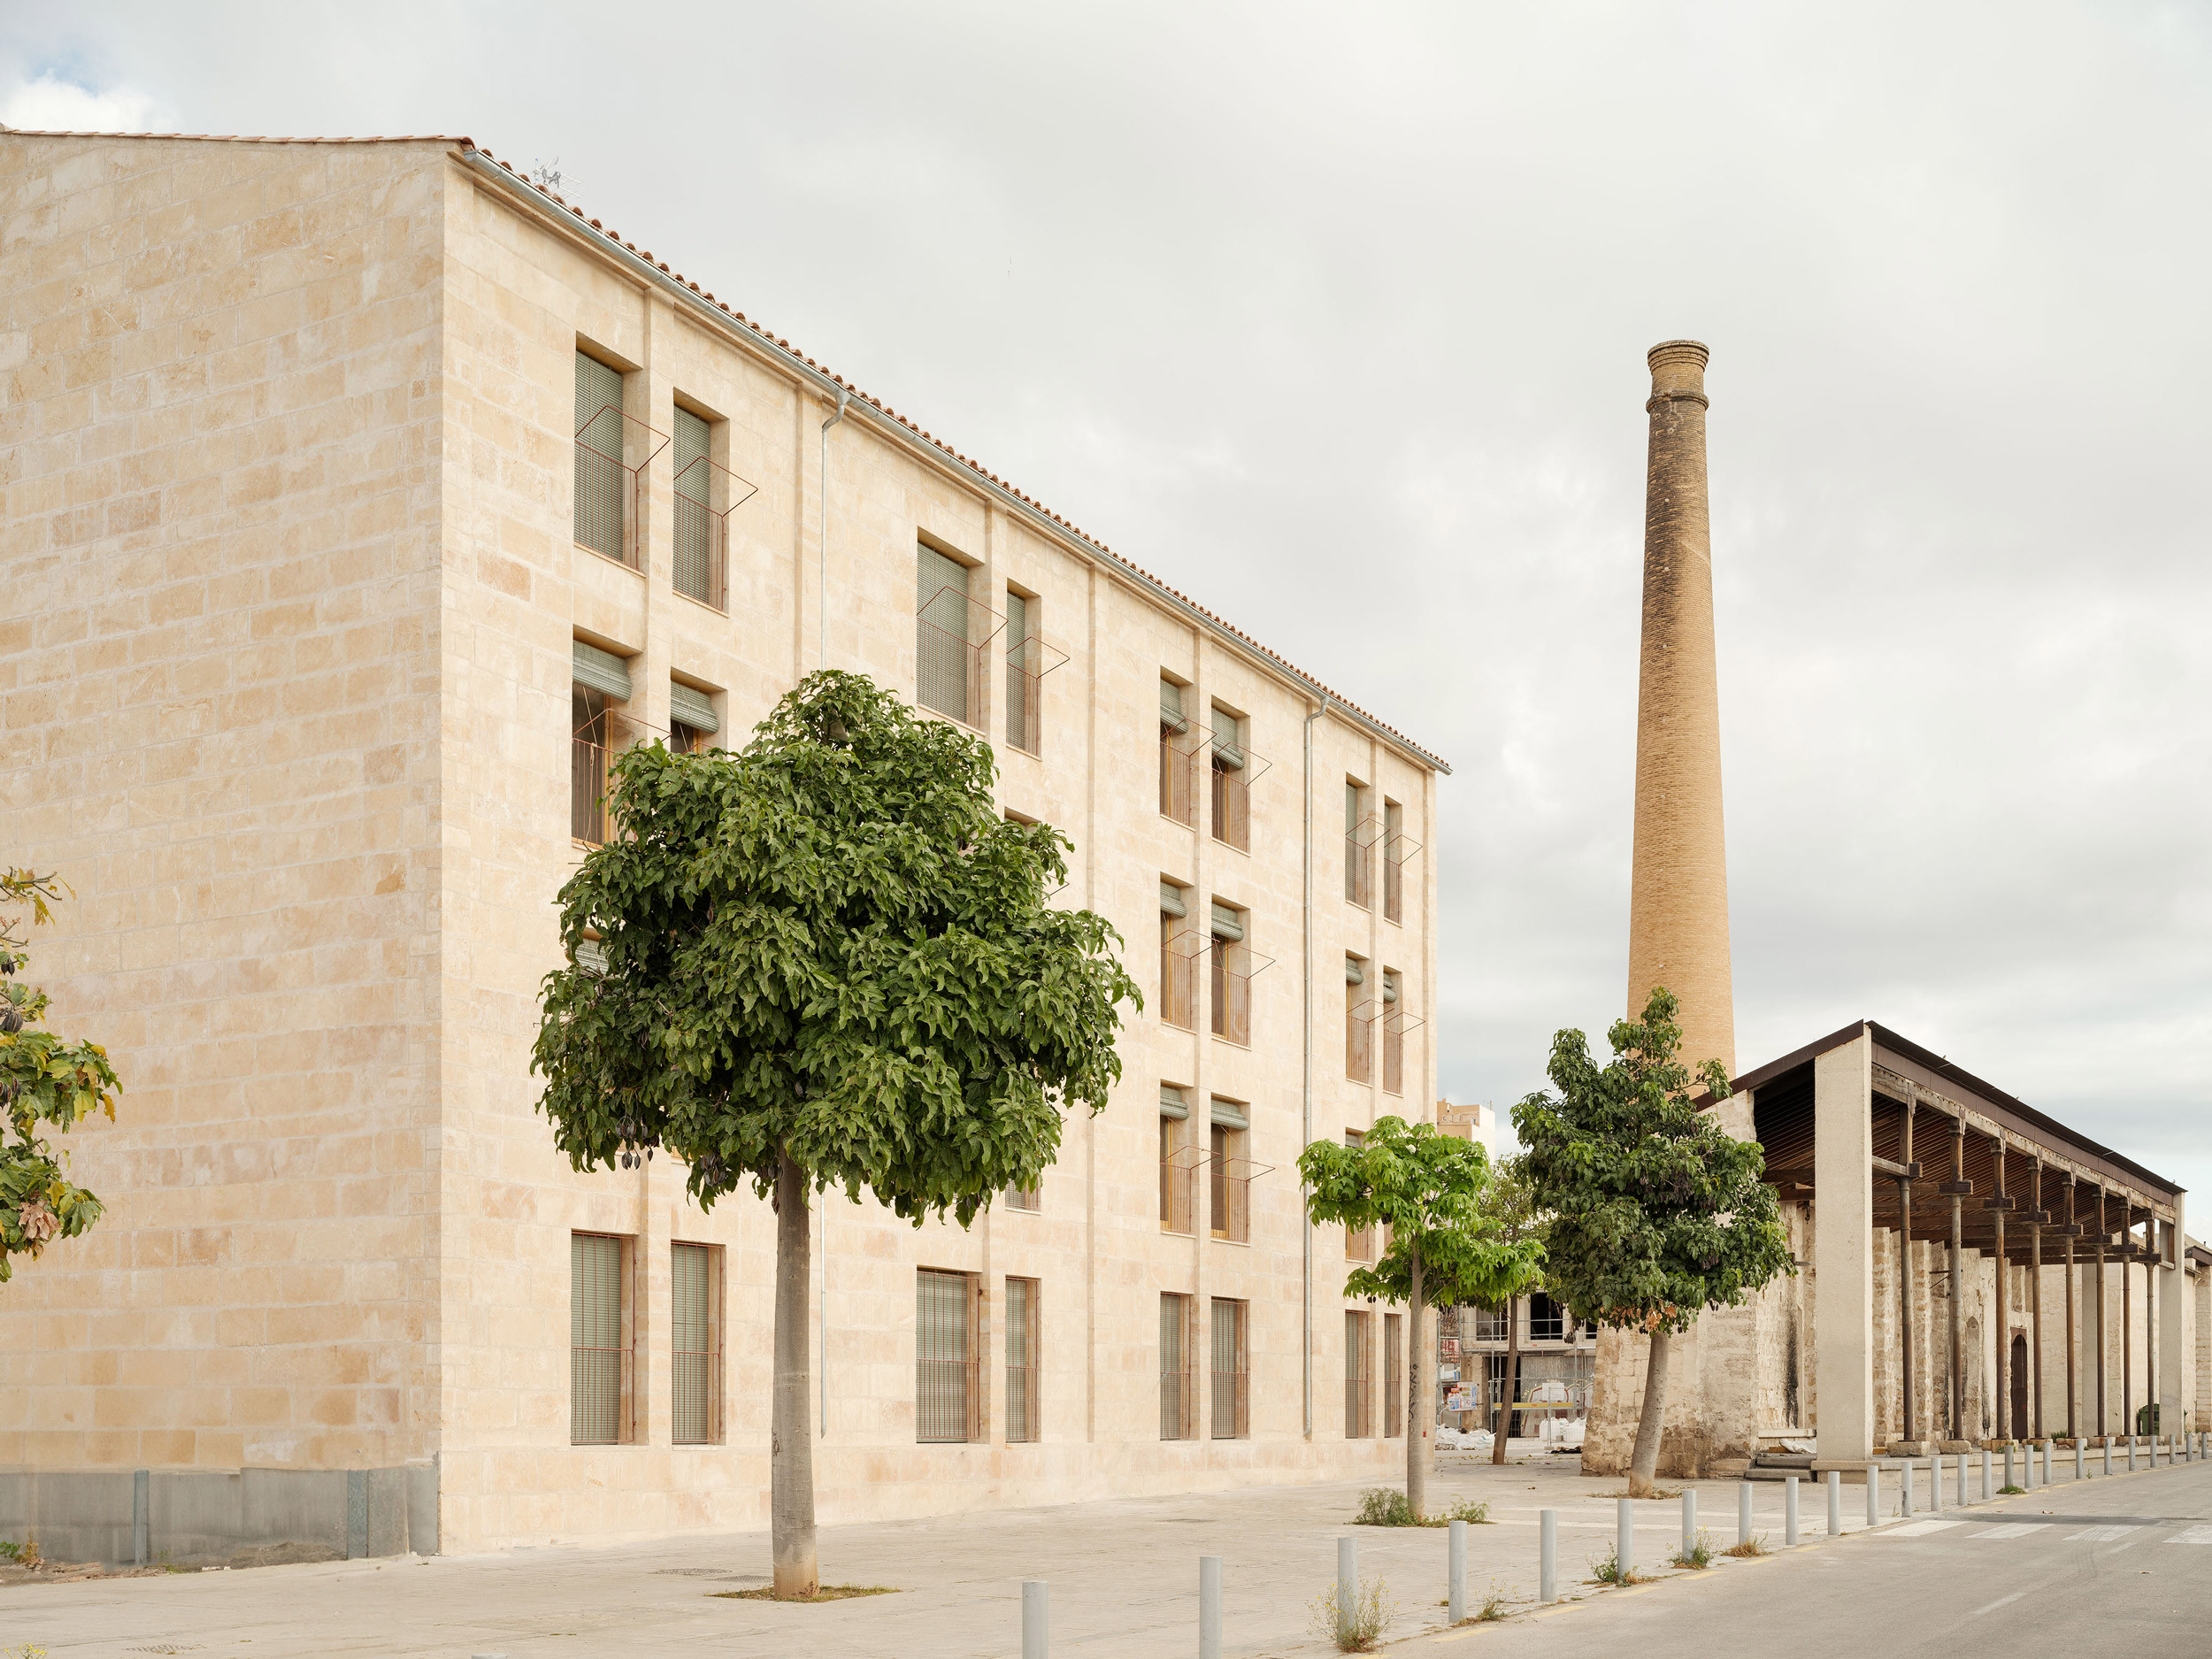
[1345,832,1371,908]
[1383,829,1419,925]
[918,586,1003,729]
[572,730,611,845]
[1347,1002,1375,1083]
[1160,1149,1202,1234]
[1003,632,1066,756]
[573,403,668,570]
[1209,746,1270,854]
[1159,725,1208,826]
[1210,940,1260,1047]
[671,450,756,612]
[1383,1008,1425,1097]
[1161,927,1203,1030]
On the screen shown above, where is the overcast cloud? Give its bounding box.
[8,3,2208,1200]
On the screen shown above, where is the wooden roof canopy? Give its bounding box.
[1721,1021,2183,1263]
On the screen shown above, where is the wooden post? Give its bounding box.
[2030,1163,2044,1440]
[1943,1116,1967,1440]
[2122,1213,2133,1439]
[2142,1216,2156,1440]
[2063,1179,2078,1441]
[2093,1187,2108,1438]
[1899,1098,1916,1447]
[1992,1135,2009,1443]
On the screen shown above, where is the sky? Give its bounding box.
[6,3,2208,1199]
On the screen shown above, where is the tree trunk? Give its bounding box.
[1627,1326,1672,1499]
[772,1148,818,1598]
[1406,1248,1428,1518]
[1492,1294,1519,1466]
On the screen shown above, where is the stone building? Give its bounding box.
[1585,341,2200,1479]
[0,129,1447,1562]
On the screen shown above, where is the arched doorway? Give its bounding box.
[2009,1333,2030,1437]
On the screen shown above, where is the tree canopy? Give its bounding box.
[2,870,121,1283]
[533,669,1140,1219]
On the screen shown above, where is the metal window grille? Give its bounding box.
[572,353,667,569]
[1004,594,1042,753]
[1344,785,1372,907]
[1383,802,1409,924]
[1210,1299,1249,1440]
[1161,922,1202,1030]
[1209,1125,1255,1245]
[916,1269,979,1443]
[672,1241,721,1445]
[670,407,755,611]
[918,549,1002,728]
[1161,1294,1194,1440]
[1384,1313,1404,1439]
[1383,1011,1404,1094]
[571,1232,631,1445]
[1006,1277,1041,1444]
[1210,939,1251,1046]
[1347,994,1374,1084]
[1159,724,1202,826]
[1160,1118,1200,1235]
[1344,1310,1372,1439]
[572,685,613,845]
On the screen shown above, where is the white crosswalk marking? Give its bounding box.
[2165,1525,2212,1545]
[2068,1525,2136,1541]
[1887,1520,1962,1537]
[1970,1525,2043,1540]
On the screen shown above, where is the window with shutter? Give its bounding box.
[571,1232,631,1443]
[916,1269,977,1442]
[917,545,972,721]
[672,405,721,606]
[574,351,626,561]
[671,1242,721,1444]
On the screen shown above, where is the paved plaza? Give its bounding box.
[7,1448,2208,1657]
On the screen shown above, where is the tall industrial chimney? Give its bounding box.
[1626,341,1735,1080]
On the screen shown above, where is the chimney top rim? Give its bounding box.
[1647,339,1710,367]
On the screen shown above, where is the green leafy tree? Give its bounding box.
[1512,987,1790,1496]
[1462,1157,1548,1465]
[1300,1117,1542,1517]
[533,671,1139,1597]
[1,871,121,1283]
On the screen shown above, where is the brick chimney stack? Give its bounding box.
[1626,341,1735,1080]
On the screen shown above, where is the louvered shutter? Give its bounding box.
[1211,706,1244,769]
[917,545,970,719]
[669,681,718,733]
[574,352,626,559]
[672,406,711,602]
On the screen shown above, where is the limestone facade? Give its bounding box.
[0,131,1447,1556]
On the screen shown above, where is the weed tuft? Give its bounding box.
[1722,1534,1770,1558]
[1671,1529,1715,1570]
[1587,1545,1651,1586]
[712,1584,897,1603]
[1310,1574,1395,1651]
[1352,1489,1490,1527]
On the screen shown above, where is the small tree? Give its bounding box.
[1465,1158,1547,1465]
[534,672,1137,1597]
[1300,1117,1541,1518]
[1,871,122,1282]
[1512,987,1790,1496]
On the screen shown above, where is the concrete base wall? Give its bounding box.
[0,1462,434,1568]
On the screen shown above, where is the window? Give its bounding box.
[918,542,977,725]
[1343,1130,1375,1262]
[1159,677,1196,825]
[1003,1177,1040,1212]
[671,1242,722,1445]
[1004,589,1041,753]
[670,680,718,757]
[1005,1277,1041,1444]
[1382,799,1405,924]
[1471,1302,1509,1343]
[1209,706,1249,852]
[1345,956,1372,1083]
[1381,969,1404,1095]
[672,403,729,610]
[574,349,633,565]
[1528,1293,1566,1343]
[1161,1293,1194,1440]
[1159,1089,1194,1233]
[1384,1312,1404,1439]
[917,1269,979,1443]
[1209,1102,1250,1244]
[1345,781,1371,907]
[572,641,633,845]
[1160,881,1198,1030]
[1210,1299,1249,1440]
[570,1232,633,1444]
[1344,1310,1372,1438]
[1210,902,1250,1046]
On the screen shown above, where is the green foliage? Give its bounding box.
[1309,1574,1394,1651]
[1722,1534,1769,1558]
[1354,1488,1485,1527]
[532,671,1141,1221]
[1587,1545,1648,1586]
[1671,1529,1714,1570]
[1,871,120,1283]
[1510,987,1790,1335]
[1298,1118,1543,1311]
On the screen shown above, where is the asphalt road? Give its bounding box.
[1459,1455,2212,1659]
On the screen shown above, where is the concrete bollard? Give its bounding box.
[1786,1476,1800,1547]
[1023,1580,1048,1659]
[2003,1444,2015,1489]
[1448,1522,1465,1626]
[2042,1441,2052,1485]
[1931,1454,1943,1514]
[1981,1448,1992,1502]
[2103,1440,2111,1478]
[1201,1556,1221,1659]
[1827,1469,1841,1538]
[1738,1482,1753,1548]
[1866,1465,1880,1526]
[1681,1490,1696,1559]
[1540,1509,1558,1603]
[1338,1538,1357,1623]
[1901,1459,1914,1519]
[1956,1450,1968,1508]
[1617,1498,1634,1583]
[2128,1437,2136,1472]
[2076,1440,2085,1481]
